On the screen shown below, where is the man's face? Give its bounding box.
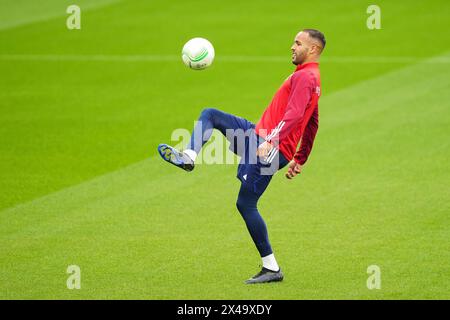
[291,32,311,65]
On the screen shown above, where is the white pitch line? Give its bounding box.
[0,54,449,63]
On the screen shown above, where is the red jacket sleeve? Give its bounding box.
[294,106,319,165]
[265,71,313,145]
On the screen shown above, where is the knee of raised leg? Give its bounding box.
[201,107,216,119]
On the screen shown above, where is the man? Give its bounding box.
[158,29,325,284]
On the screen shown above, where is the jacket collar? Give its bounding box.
[295,62,319,71]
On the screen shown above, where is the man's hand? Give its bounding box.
[256,140,273,159]
[285,160,302,179]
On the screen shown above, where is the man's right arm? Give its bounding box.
[265,71,313,146]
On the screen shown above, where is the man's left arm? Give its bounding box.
[286,106,319,179]
[294,106,319,165]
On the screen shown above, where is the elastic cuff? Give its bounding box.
[294,156,305,165]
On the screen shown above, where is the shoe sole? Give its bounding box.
[157,144,194,172]
[245,275,284,284]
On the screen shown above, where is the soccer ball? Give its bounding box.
[181,38,215,70]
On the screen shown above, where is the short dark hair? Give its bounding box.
[303,29,326,50]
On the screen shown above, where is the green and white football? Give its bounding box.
[182,37,215,70]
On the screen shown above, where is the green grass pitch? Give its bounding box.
[0,0,449,299]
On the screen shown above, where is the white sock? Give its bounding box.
[262,253,279,272]
[183,149,197,162]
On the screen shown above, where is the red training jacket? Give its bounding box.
[255,62,321,165]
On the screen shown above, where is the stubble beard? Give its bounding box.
[292,51,305,65]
